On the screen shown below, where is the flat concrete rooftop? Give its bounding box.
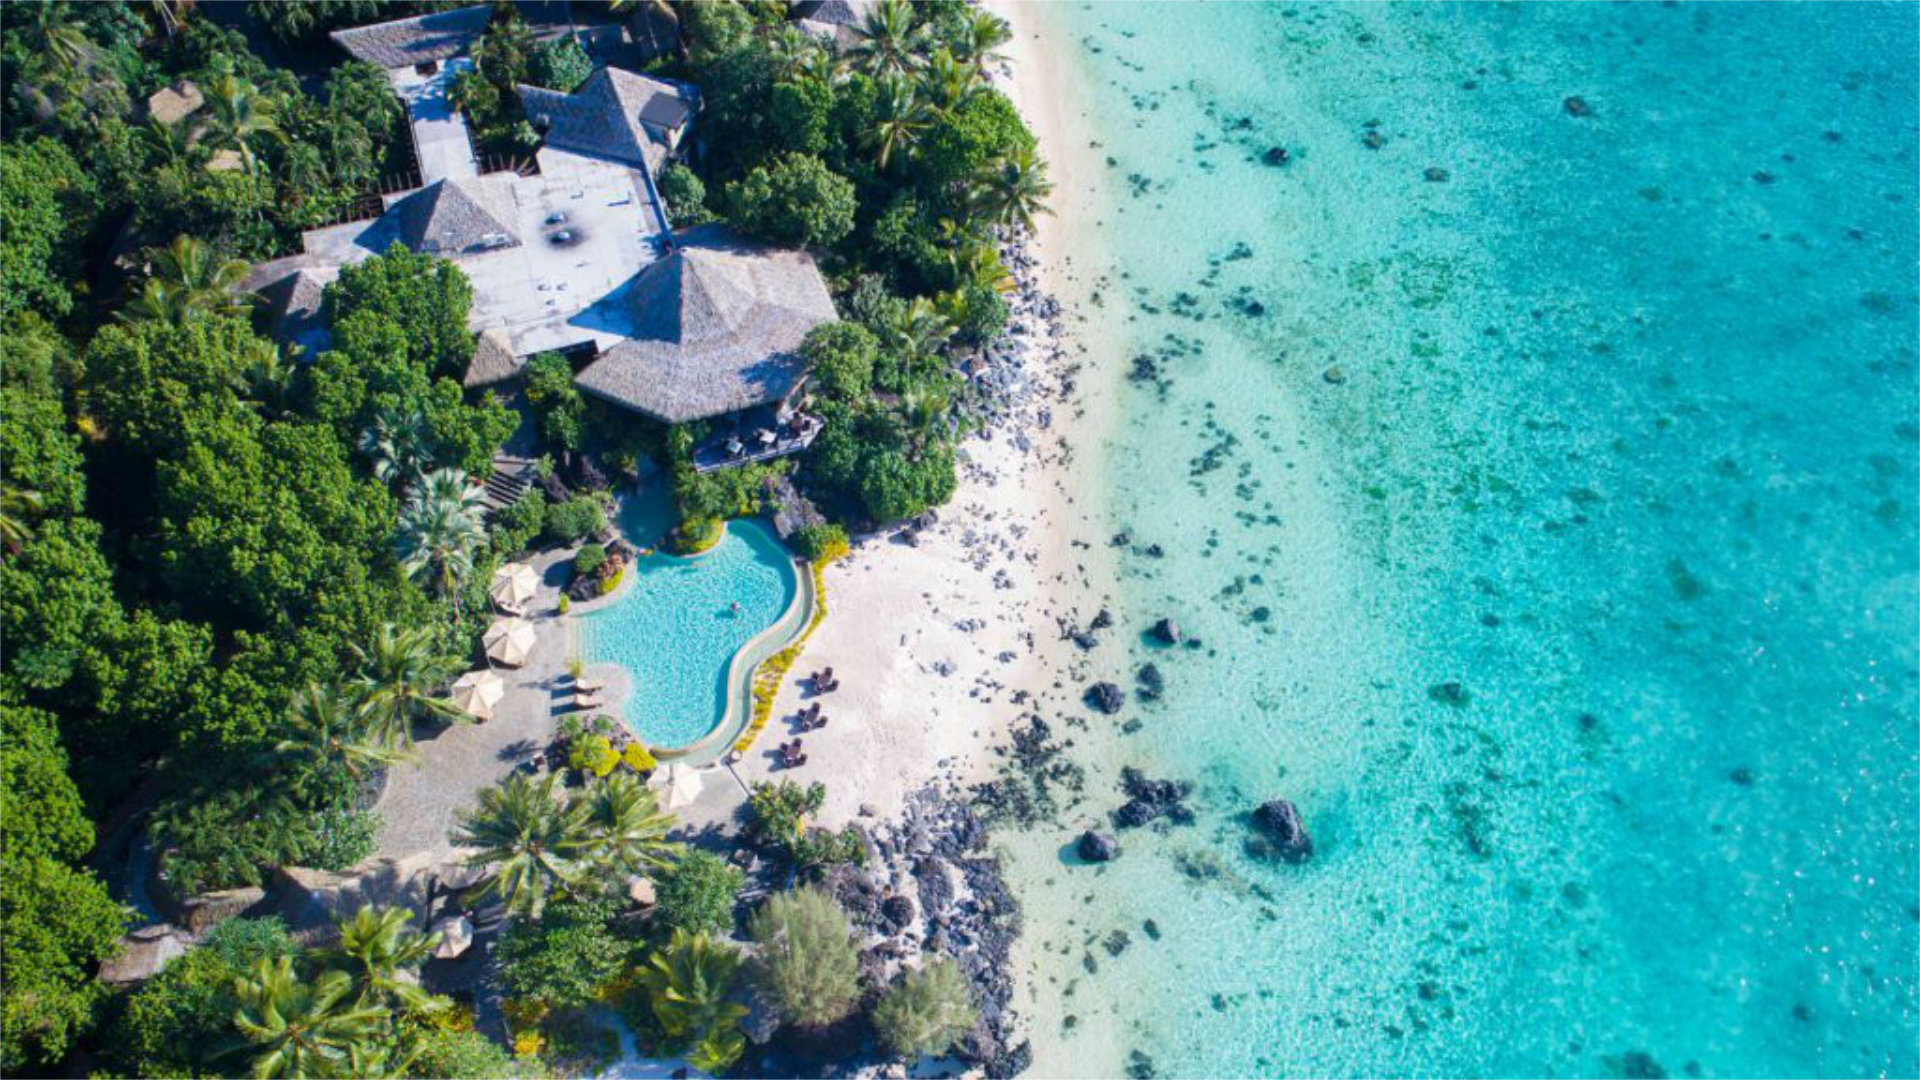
[298,145,665,358]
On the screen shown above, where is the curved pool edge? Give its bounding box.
[568,514,817,766]
[657,546,816,765]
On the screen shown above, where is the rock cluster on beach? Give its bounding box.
[822,790,1030,1078]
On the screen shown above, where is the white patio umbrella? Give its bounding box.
[432,914,473,959]
[483,617,537,668]
[654,763,706,811]
[449,669,505,721]
[489,562,539,609]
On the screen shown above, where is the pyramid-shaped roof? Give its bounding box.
[576,225,836,423]
[517,68,699,174]
[394,177,520,256]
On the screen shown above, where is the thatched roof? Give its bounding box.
[255,267,336,354]
[394,176,521,255]
[517,68,699,174]
[330,4,492,70]
[576,225,836,423]
[145,79,203,126]
[464,326,524,388]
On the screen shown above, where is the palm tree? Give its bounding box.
[274,682,414,786]
[452,773,593,917]
[279,142,328,201]
[634,930,748,1072]
[19,1,91,73]
[864,74,929,171]
[848,0,923,80]
[194,71,284,176]
[230,955,388,1079]
[318,905,441,1011]
[944,242,1014,297]
[357,411,435,489]
[139,115,197,169]
[585,773,683,879]
[143,0,193,44]
[951,9,1011,72]
[233,338,302,419]
[351,623,464,751]
[898,383,953,455]
[146,234,254,318]
[1,486,44,553]
[972,145,1054,232]
[395,472,487,615]
[917,48,982,116]
[876,297,955,376]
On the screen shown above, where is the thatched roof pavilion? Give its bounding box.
[575,225,836,424]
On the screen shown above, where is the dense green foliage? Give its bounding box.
[524,351,586,451]
[747,887,863,1028]
[651,850,745,940]
[872,957,978,1060]
[631,930,749,1073]
[727,152,858,249]
[498,898,631,1013]
[530,34,593,94]
[0,705,127,1071]
[747,779,867,873]
[790,522,852,564]
[110,917,301,1076]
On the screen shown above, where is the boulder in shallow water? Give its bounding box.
[1563,95,1594,117]
[1428,681,1471,707]
[1077,830,1120,862]
[1262,146,1291,166]
[1250,799,1314,862]
[1151,617,1182,644]
[1424,166,1451,183]
[1085,682,1126,714]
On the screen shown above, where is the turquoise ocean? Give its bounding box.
[1002,3,1920,1077]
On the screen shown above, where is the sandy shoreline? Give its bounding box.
[712,0,1112,832]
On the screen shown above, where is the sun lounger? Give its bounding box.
[570,693,604,709]
[573,678,607,692]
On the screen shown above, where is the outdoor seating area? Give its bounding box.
[810,666,840,694]
[691,410,825,472]
[775,739,809,770]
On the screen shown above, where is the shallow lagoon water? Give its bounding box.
[1008,3,1919,1076]
[580,491,798,749]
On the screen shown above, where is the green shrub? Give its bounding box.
[725,153,856,249]
[658,164,712,226]
[491,494,544,555]
[872,958,976,1060]
[569,735,620,778]
[574,543,607,578]
[404,1022,530,1079]
[545,497,606,544]
[747,887,862,1028]
[498,897,629,1013]
[529,36,592,92]
[670,516,724,555]
[799,322,878,404]
[651,850,744,939]
[790,523,850,564]
[622,742,658,773]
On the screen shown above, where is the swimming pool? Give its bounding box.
[578,493,802,751]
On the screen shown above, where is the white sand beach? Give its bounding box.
[707,1,1112,829]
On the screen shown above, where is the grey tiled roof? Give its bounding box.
[576,225,837,423]
[394,177,521,255]
[330,5,492,70]
[517,68,699,174]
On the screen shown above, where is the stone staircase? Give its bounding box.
[480,455,537,518]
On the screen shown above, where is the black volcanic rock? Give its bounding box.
[1077,830,1119,862]
[1150,617,1182,644]
[1085,682,1126,714]
[1249,799,1314,863]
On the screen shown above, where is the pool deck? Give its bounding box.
[371,546,588,862]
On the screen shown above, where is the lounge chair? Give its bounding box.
[573,677,607,693]
[570,693,604,710]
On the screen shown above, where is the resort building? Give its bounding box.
[246,4,836,469]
